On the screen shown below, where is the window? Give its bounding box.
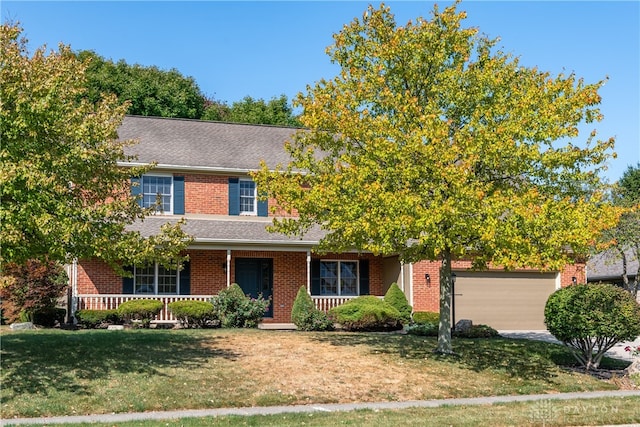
[134,263,178,295]
[141,175,172,213]
[320,261,358,296]
[239,179,257,215]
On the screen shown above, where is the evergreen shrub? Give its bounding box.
[329,295,403,331]
[76,309,120,328]
[168,300,217,328]
[117,299,164,328]
[291,286,333,331]
[383,283,412,323]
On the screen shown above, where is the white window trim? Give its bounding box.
[141,173,174,215]
[239,178,257,216]
[320,259,360,296]
[133,263,180,295]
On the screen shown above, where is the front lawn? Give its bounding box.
[0,328,631,418]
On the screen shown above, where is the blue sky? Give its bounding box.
[3,1,638,183]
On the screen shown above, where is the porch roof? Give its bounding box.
[127,215,326,250]
[587,248,638,281]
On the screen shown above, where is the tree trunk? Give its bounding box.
[436,249,454,354]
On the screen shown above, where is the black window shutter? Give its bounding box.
[131,177,142,207]
[359,260,370,295]
[228,177,239,215]
[311,259,321,295]
[173,176,185,215]
[122,266,134,294]
[179,260,191,295]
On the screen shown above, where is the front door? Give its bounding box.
[235,258,273,317]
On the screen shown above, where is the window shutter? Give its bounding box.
[173,176,185,215]
[122,266,134,294]
[311,259,321,295]
[228,177,239,216]
[359,260,370,295]
[131,177,142,207]
[257,195,268,217]
[179,260,191,295]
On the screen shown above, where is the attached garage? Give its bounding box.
[453,271,559,330]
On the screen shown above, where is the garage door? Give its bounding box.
[453,271,558,330]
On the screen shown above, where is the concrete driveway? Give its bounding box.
[499,330,640,361]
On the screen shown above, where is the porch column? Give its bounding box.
[226,249,231,288]
[306,250,311,294]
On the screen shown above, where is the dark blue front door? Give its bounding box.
[235,258,273,317]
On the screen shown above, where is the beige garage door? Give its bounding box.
[453,271,558,330]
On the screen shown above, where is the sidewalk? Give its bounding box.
[3,390,640,426]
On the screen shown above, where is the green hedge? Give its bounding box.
[117,299,164,328]
[75,309,120,328]
[412,311,440,324]
[329,296,403,331]
[31,307,66,327]
[168,300,217,328]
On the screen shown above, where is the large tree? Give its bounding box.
[77,50,206,119]
[600,163,640,297]
[1,24,191,271]
[254,3,619,353]
[203,95,301,127]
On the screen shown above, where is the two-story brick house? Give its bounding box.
[73,115,585,329]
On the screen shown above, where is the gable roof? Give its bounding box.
[119,115,300,172]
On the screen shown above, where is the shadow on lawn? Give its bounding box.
[0,329,238,400]
[311,332,579,381]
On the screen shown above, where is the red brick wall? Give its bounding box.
[77,259,122,294]
[184,174,228,215]
[189,249,227,295]
[411,259,587,313]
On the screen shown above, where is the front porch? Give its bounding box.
[75,294,361,323]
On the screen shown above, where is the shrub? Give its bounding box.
[117,299,164,328]
[290,286,333,331]
[76,309,120,329]
[0,259,68,324]
[406,322,438,336]
[213,283,270,328]
[31,307,66,327]
[329,295,403,331]
[412,311,440,324]
[383,283,412,324]
[545,283,640,370]
[454,324,499,338]
[168,300,217,328]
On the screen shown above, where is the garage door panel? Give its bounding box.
[454,272,557,330]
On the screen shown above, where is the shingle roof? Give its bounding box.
[128,215,326,249]
[119,115,300,171]
[587,248,639,281]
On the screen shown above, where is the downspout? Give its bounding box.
[306,250,311,294]
[226,249,231,288]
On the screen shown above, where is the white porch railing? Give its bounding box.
[312,296,358,312]
[76,294,213,323]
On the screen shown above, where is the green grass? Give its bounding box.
[6,397,640,427]
[1,328,633,419]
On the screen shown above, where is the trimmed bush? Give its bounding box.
[412,311,440,324]
[31,307,66,327]
[168,300,217,328]
[117,299,164,328]
[545,283,640,370]
[291,286,334,331]
[383,283,412,324]
[406,322,438,336]
[329,295,403,331]
[213,283,270,328]
[454,324,499,338]
[76,309,120,329]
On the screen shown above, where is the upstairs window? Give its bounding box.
[142,176,172,213]
[131,174,185,215]
[239,179,257,215]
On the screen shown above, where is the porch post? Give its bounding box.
[306,250,311,294]
[226,249,231,287]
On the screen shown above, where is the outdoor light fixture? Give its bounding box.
[425,273,431,287]
[572,276,577,284]
[222,262,227,274]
